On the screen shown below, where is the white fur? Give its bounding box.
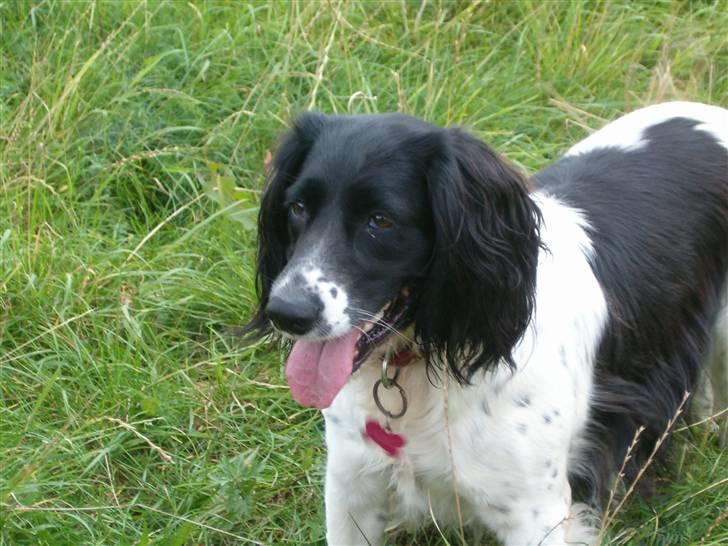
[698,288,728,446]
[323,194,607,545]
[301,267,351,337]
[271,264,352,338]
[715,298,728,446]
[565,101,728,157]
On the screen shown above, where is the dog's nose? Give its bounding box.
[266,293,323,335]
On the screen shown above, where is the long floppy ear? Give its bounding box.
[415,127,542,382]
[242,112,328,337]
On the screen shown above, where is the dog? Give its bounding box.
[244,102,728,545]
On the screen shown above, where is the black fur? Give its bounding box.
[535,117,728,505]
[245,112,541,381]
[417,128,541,381]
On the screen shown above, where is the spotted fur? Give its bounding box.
[246,102,728,545]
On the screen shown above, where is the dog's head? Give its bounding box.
[245,112,541,408]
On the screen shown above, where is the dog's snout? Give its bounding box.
[266,293,323,335]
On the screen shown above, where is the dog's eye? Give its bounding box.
[369,213,393,230]
[289,201,306,218]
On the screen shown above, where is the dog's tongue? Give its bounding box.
[285,330,359,409]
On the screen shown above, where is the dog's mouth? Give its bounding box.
[353,287,413,372]
[285,287,414,410]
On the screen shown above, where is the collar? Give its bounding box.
[391,348,417,367]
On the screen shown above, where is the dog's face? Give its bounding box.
[266,114,436,360]
[246,112,541,408]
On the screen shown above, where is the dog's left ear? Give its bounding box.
[242,112,328,338]
[416,127,541,382]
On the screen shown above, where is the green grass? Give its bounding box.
[1,1,727,544]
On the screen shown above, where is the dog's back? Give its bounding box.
[534,102,728,504]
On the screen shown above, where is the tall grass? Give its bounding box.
[1,1,726,544]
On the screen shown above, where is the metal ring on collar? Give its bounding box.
[380,348,400,388]
[373,377,408,419]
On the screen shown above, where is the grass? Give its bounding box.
[1,1,727,544]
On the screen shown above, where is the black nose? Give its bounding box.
[266,293,323,335]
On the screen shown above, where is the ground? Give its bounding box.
[0,1,726,544]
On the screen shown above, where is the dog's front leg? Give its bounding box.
[324,411,389,546]
[324,455,388,546]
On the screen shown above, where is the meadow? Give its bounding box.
[1,1,727,544]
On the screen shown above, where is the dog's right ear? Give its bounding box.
[242,112,328,337]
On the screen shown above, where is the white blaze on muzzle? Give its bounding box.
[270,263,352,339]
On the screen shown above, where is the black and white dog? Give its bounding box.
[244,102,728,545]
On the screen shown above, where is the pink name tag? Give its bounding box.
[363,419,406,458]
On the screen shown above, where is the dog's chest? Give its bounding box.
[325,361,570,525]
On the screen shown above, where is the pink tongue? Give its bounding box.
[285,330,360,409]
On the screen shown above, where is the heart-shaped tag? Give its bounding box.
[363,419,406,457]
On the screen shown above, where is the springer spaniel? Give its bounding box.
[244,102,728,545]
